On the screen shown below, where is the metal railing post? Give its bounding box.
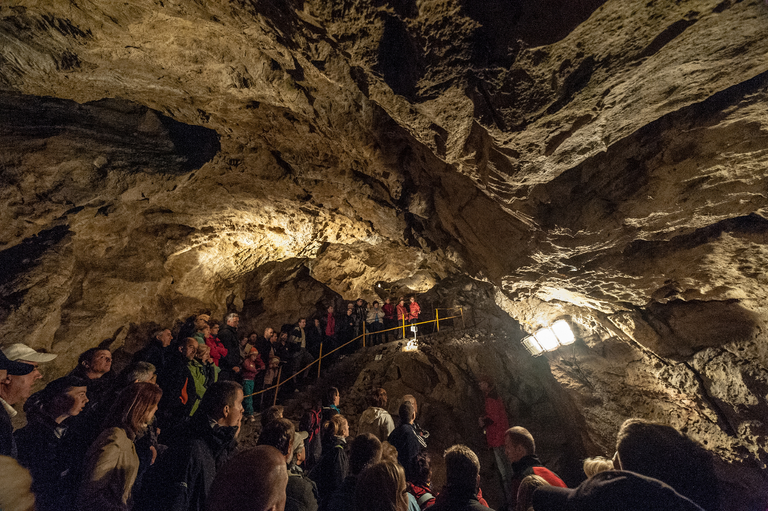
[402,316,406,339]
[273,366,282,406]
[436,309,440,332]
[317,343,323,379]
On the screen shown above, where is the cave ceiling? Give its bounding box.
[2,0,768,369]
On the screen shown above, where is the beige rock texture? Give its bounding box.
[2,0,768,506]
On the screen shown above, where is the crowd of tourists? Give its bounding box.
[0,302,721,511]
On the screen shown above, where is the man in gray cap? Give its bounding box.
[0,350,39,458]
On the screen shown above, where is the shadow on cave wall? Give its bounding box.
[0,93,220,175]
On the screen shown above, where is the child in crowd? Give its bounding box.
[261,356,282,408]
[241,347,265,422]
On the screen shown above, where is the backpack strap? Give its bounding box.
[417,493,434,507]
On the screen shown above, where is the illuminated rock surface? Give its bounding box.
[2,0,768,506]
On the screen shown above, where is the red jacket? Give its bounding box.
[397,303,408,321]
[242,354,265,380]
[482,395,509,448]
[205,335,228,367]
[408,482,435,509]
[409,301,421,321]
[382,303,396,320]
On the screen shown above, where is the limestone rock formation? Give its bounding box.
[2,0,768,506]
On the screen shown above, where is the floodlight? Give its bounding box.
[521,335,544,356]
[534,327,559,351]
[551,320,575,345]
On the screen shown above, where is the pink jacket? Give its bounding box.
[205,335,228,367]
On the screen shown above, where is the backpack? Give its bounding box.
[300,408,323,470]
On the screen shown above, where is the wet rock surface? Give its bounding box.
[2,1,768,507]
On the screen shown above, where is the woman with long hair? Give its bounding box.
[356,459,409,511]
[309,414,349,505]
[77,381,162,511]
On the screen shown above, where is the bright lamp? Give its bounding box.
[534,327,559,351]
[521,336,544,356]
[551,320,575,345]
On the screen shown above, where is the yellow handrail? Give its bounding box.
[242,312,464,398]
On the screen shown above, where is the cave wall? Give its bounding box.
[2,0,768,505]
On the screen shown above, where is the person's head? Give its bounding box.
[398,297,405,305]
[248,332,258,342]
[264,327,274,339]
[444,444,480,495]
[0,455,36,511]
[195,314,210,332]
[505,426,535,463]
[269,356,280,369]
[410,451,432,486]
[258,418,295,461]
[356,298,364,306]
[322,414,349,442]
[323,387,340,407]
[314,319,321,327]
[478,376,496,397]
[181,338,197,360]
[78,348,112,378]
[155,329,173,347]
[398,401,415,425]
[515,475,550,511]
[347,303,354,313]
[270,332,279,344]
[583,456,615,478]
[372,301,380,308]
[207,446,289,511]
[381,441,399,464]
[202,325,211,338]
[210,322,220,336]
[292,431,308,466]
[197,344,212,362]
[370,388,388,409]
[39,375,89,423]
[349,433,383,475]
[198,381,244,428]
[327,305,334,314]
[402,394,417,415]
[298,318,306,329]
[248,348,259,360]
[126,361,157,384]
[261,405,284,428]
[356,460,408,511]
[0,361,39,405]
[104,382,162,440]
[225,313,239,328]
[615,419,719,510]
[385,298,390,304]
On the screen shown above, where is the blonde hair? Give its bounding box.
[0,456,35,511]
[583,456,615,478]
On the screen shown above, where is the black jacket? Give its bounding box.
[286,465,319,511]
[388,423,423,480]
[325,474,357,511]
[217,325,241,375]
[309,436,348,504]
[0,404,15,458]
[430,486,494,511]
[156,351,195,434]
[15,412,79,511]
[132,339,170,376]
[136,416,237,511]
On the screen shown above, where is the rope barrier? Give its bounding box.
[241,310,464,398]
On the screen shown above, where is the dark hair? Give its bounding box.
[616,419,719,511]
[410,451,432,486]
[323,387,339,407]
[371,388,388,408]
[209,319,220,328]
[103,382,162,440]
[444,445,479,493]
[197,381,242,420]
[38,376,88,405]
[78,347,109,367]
[505,426,535,455]
[261,405,284,428]
[398,401,414,424]
[349,433,382,475]
[257,418,295,457]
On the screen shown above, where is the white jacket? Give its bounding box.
[357,406,395,442]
